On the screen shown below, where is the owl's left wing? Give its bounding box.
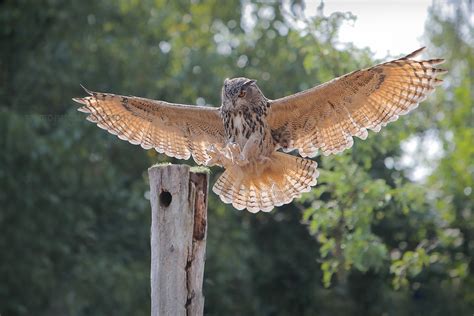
[73,88,226,165]
[267,47,446,157]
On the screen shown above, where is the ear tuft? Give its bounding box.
[243,79,256,87]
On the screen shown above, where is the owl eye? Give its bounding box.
[238,89,246,98]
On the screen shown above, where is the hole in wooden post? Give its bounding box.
[159,190,172,207]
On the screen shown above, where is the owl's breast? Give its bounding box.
[222,108,266,148]
[230,114,247,146]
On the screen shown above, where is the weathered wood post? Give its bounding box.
[148,164,209,316]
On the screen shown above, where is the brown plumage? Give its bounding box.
[73,47,446,212]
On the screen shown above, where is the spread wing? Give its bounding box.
[267,47,447,157]
[73,88,225,165]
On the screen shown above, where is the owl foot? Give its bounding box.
[204,145,229,166]
[204,143,252,167]
[204,144,237,167]
[235,154,250,167]
[226,143,240,160]
[225,143,251,166]
[257,156,272,165]
[204,156,220,166]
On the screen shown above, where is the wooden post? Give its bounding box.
[148,164,209,316]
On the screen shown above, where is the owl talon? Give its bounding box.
[207,144,217,152]
[205,145,233,166]
[205,156,219,166]
[227,144,250,166]
[235,153,250,166]
[222,143,242,164]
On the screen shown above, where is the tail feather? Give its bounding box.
[212,152,319,212]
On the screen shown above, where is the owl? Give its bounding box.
[73,47,446,213]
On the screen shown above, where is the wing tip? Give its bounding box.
[404,47,426,59]
[433,78,444,86]
[434,68,448,74]
[72,97,86,105]
[73,84,95,105]
[430,58,446,65]
[80,84,94,95]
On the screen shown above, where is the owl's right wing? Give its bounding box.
[73,88,226,166]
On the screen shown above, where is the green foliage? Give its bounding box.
[0,0,472,315]
[302,154,390,286]
[390,248,430,289]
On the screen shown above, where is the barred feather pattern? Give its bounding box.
[73,89,226,165]
[212,152,319,213]
[268,47,447,157]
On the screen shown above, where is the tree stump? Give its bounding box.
[148,164,209,316]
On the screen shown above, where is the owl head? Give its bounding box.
[221,77,263,110]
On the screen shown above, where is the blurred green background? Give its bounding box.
[1,0,472,315]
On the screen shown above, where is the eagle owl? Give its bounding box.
[73,47,446,213]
